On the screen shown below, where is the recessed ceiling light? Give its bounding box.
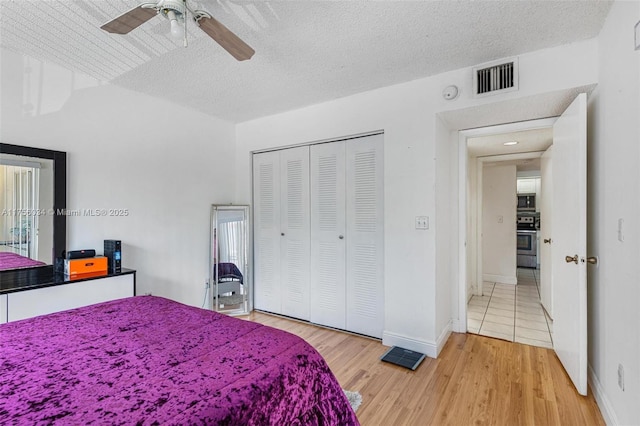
[503,141,519,146]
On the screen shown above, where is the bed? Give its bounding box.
[0,296,359,425]
[0,252,46,271]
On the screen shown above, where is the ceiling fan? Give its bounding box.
[100,0,255,61]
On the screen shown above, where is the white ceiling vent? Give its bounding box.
[473,57,519,97]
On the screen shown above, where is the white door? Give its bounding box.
[540,146,553,317]
[345,134,384,338]
[279,146,311,320]
[252,151,282,313]
[310,142,347,329]
[551,93,588,395]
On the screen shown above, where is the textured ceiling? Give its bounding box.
[0,1,612,122]
[468,128,552,158]
[468,128,552,172]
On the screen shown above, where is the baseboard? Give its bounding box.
[383,321,452,359]
[451,318,465,333]
[436,320,453,357]
[383,332,434,358]
[483,273,517,285]
[588,364,618,425]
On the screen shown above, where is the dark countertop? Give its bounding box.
[0,266,136,295]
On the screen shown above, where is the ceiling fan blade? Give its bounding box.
[101,5,157,35]
[196,16,255,61]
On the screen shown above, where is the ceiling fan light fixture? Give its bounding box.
[100,0,255,60]
[166,10,185,39]
[160,0,186,41]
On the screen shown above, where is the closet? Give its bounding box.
[253,133,384,338]
[253,146,311,320]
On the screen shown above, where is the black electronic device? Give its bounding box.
[66,249,96,260]
[104,239,122,274]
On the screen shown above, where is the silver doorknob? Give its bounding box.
[339,235,344,239]
[543,238,552,244]
[565,255,578,264]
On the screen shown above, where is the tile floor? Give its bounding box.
[467,268,553,349]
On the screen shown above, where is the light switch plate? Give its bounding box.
[415,216,429,230]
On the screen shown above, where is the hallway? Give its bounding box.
[467,268,553,349]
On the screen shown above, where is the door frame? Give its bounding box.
[474,151,544,297]
[457,117,557,331]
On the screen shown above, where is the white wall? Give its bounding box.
[236,39,598,356]
[587,1,640,424]
[481,163,517,284]
[0,49,236,307]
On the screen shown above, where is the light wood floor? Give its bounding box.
[248,312,604,426]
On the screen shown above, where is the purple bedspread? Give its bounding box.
[0,252,46,271]
[0,296,359,425]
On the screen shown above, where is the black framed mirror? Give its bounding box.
[0,143,66,271]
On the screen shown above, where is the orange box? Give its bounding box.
[66,270,108,281]
[64,256,108,277]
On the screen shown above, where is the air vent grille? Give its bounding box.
[473,57,518,97]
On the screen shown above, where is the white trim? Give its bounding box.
[383,321,452,359]
[457,132,468,335]
[460,118,557,138]
[588,364,618,425]
[383,332,434,358]
[457,117,557,339]
[483,273,517,285]
[451,319,465,333]
[476,157,483,297]
[251,130,384,154]
[436,320,453,356]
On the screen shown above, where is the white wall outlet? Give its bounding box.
[618,364,625,391]
[415,216,429,230]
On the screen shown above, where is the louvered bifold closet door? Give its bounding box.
[345,134,384,338]
[310,142,347,329]
[279,146,311,320]
[253,151,282,314]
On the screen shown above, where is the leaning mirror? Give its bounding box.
[210,205,250,315]
[0,143,66,271]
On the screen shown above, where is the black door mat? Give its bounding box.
[380,346,426,370]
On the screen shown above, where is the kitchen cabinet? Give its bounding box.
[517,178,537,194]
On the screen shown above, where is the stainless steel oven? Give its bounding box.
[517,230,537,268]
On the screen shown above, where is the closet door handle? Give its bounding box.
[281,233,285,236]
[339,235,344,240]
